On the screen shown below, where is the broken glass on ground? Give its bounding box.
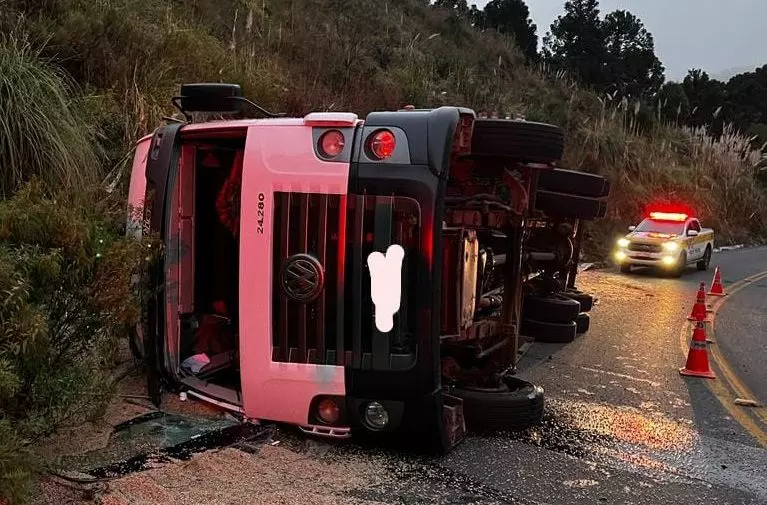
[57,411,270,478]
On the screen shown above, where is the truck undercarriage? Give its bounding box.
[433,118,611,431]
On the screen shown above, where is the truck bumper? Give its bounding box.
[345,387,454,453]
[616,250,683,268]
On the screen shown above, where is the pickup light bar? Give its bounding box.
[649,212,688,222]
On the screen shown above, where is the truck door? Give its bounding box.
[686,219,702,259]
[143,124,183,405]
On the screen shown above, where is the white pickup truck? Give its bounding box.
[614,212,714,277]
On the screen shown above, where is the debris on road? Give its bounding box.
[733,398,762,408]
[563,479,600,489]
[714,244,744,253]
[58,411,271,479]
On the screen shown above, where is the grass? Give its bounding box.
[1,0,762,242]
[0,34,99,197]
[564,95,766,249]
[3,0,763,246]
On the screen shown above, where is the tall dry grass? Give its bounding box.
[560,95,766,249]
[0,34,99,197]
[4,0,765,250]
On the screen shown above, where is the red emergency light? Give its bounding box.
[642,201,695,221]
[649,211,688,222]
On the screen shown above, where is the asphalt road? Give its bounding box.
[716,248,767,407]
[334,246,767,505]
[69,247,767,505]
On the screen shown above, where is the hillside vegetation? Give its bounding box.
[2,0,766,244]
[0,1,765,500]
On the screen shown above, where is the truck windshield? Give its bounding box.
[634,219,685,235]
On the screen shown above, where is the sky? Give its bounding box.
[471,0,766,82]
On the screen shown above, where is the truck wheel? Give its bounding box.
[697,246,712,271]
[561,289,594,312]
[671,251,687,278]
[576,313,590,334]
[536,168,611,198]
[449,376,544,433]
[620,264,632,273]
[521,318,578,343]
[523,294,580,324]
[471,119,564,163]
[535,190,607,220]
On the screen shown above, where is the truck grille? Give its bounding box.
[627,242,662,254]
[271,192,420,370]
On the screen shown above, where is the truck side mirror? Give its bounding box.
[687,230,699,237]
[628,225,636,231]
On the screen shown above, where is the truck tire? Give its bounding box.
[697,246,712,271]
[471,119,564,163]
[620,263,632,273]
[449,376,544,433]
[536,168,611,198]
[576,313,590,334]
[523,294,580,324]
[521,318,578,343]
[535,190,607,220]
[671,251,687,278]
[561,289,594,312]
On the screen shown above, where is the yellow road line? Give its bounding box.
[708,272,767,425]
[678,269,767,447]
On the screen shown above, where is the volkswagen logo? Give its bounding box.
[280,253,325,303]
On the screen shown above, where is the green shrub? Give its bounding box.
[0,420,37,505]
[0,183,157,503]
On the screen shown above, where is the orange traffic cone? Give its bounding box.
[708,266,727,296]
[680,320,716,379]
[687,282,710,322]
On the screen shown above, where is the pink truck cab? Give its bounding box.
[127,84,611,452]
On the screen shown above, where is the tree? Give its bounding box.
[682,69,727,128]
[725,64,767,132]
[434,0,469,18]
[542,2,664,100]
[656,82,690,124]
[601,10,664,99]
[482,0,538,62]
[542,0,605,88]
[469,5,487,29]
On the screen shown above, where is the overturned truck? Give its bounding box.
[127,84,611,453]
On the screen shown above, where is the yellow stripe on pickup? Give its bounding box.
[695,231,714,245]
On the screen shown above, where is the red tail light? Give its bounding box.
[317,398,340,424]
[319,130,345,158]
[368,130,396,160]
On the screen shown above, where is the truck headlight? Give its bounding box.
[617,238,630,248]
[662,242,679,252]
